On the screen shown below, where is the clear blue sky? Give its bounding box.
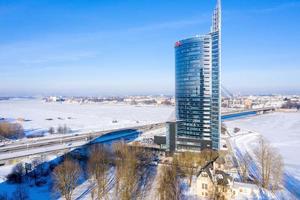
[0,0,299,96]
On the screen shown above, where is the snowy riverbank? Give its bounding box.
[225,112,300,198]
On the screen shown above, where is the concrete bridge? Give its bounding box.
[221,107,276,120]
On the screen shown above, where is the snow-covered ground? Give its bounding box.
[0,99,174,136]
[0,154,60,199]
[0,128,158,199]
[225,111,300,198]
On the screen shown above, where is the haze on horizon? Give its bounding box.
[0,0,300,97]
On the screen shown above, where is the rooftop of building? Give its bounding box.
[174,34,211,47]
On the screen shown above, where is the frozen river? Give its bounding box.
[225,111,300,182]
[0,99,174,135]
[1,99,300,197]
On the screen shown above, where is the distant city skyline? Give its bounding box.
[0,0,300,96]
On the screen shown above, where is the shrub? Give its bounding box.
[7,163,25,184]
[0,122,24,139]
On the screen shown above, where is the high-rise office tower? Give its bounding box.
[175,0,221,150]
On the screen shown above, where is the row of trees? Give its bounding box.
[4,157,53,200]
[52,142,155,200]
[0,122,71,138]
[7,157,52,186]
[281,101,300,110]
[255,136,284,191]
[5,139,220,200]
[0,122,24,139]
[238,136,284,191]
[48,125,71,135]
[9,138,283,200]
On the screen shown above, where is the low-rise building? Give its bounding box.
[194,157,260,200]
[195,163,233,199]
[231,182,260,199]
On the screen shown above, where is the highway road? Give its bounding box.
[0,122,164,161]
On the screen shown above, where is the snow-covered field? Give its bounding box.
[0,99,174,136]
[225,112,300,197]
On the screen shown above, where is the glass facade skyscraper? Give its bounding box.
[175,1,221,150]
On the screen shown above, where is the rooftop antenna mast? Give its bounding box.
[211,0,221,33]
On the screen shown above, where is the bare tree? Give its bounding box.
[0,122,24,139]
[52,158,81,200]
[255,137,272,188]
[176,152,201,186]
[157,159,181,200]
[88,145,110,200]
[7,163,25,183]
[90,187,96,200]
[131,143,154,199]
[221,123,227,134]
[255,136,284,190]
[57,126,63,134]
[57,125,69,134]
[63,124,69,134]
[113,141,154,200]
[113,141,139,200]
[48,127,55,134]
[113,141,125,196]
[240,152,251,182]
[200,148,219,163]
[31,158,44,186]
[270,148,284,191]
